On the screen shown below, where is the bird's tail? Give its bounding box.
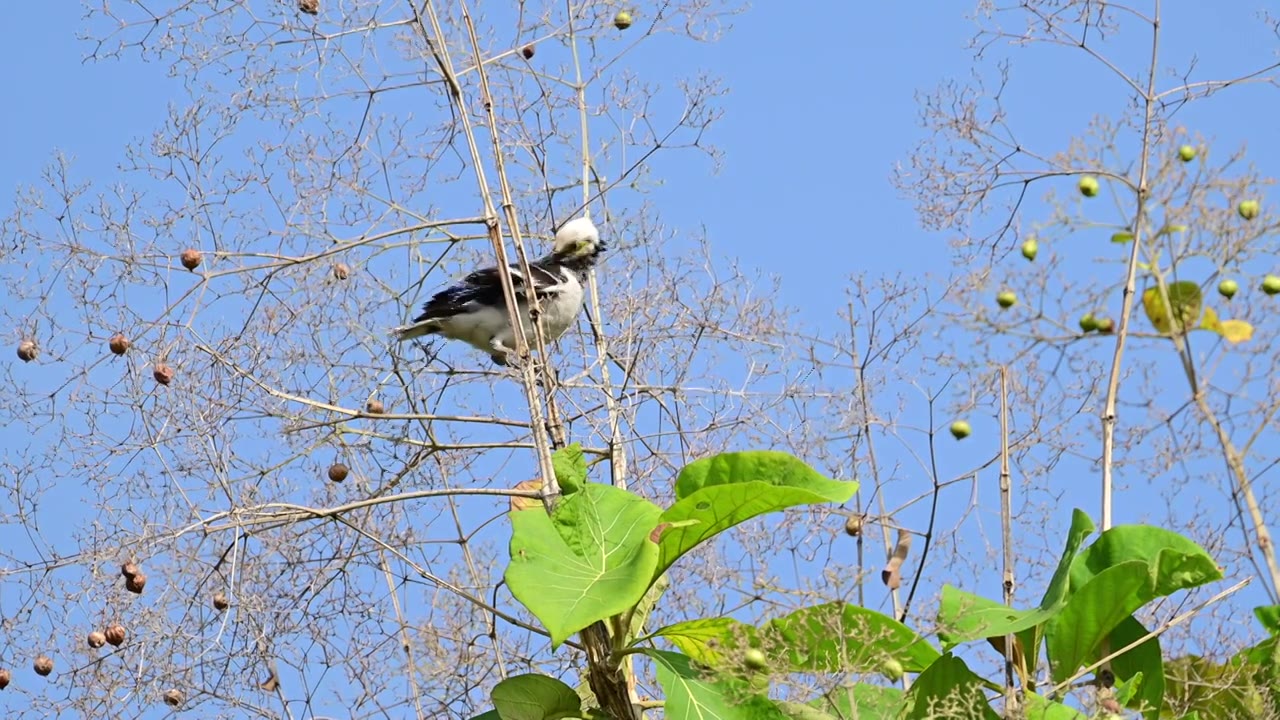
[391,320,439,341]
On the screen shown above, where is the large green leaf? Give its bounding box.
[656,452,857,577]
[1108,615,1163,719]
[937,509,1094,649]
[1254,605,1280,635]
[490,674,582,720]
[506,483,662,645]
[1021,692,1088,719]
[653,616,755,667]
[1068,523,1222,597]
[1045,561,1150,681]
[761,602,941,674]
[905,653,999,720]
[807,684,906,720]
[648,649,787,720]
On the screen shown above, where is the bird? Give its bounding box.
[392,216,604,366]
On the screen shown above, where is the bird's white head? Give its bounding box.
[552,216,602,259]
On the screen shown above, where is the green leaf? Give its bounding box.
[467,712,501,720]
[1068,524,1223,596]
[1046,561,1150,681]
[1142,282,1203,334]
[628,573,670,640]
[652,616,754,667]
[1108,615,1163,719]
[1020,692,1088,719]
[807,684,906,720]
[553,444,588,495]
[490,674,582,720]
[506,483,662,646]
[1254,605,1280,635]
[938,509,1094,650]
[905,653,999,720]
[648,649,786,720]
[1111,231,1135,243]
[1164,654,1266,719]
[761,602,941,674]
[656,452,856,578]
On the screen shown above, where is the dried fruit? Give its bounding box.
[126,572,147,594]
[521,45,535,59]
[1238,200,1260,220]
[213,591,230,611]
[332,262,351,280]
[16,340,38,363]
[949,420,972,440]
[298,0,319,14]
[87,631,107,649]
[0,668,9,689]
[104,624,126,647]
[121,561,141,579]
[163,689,184,707]
[613,10,632,29]
[180,249,202,270]
[1218,279,1239,299]
[365,399,385,415]
[328,463,349,483]
[153,364,174,385]
[1078,176,1100,197]
[108,333,131,355]
[33,655,53,677]
[843,515,863,537]
[996,290,1017,309]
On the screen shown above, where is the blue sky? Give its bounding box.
[2,2,1279,717]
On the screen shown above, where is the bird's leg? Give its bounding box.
[489,337,517,367]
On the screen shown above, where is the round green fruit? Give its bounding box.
[1263,275,1280,296]
[1078,176,1100,198]
[743,649,768,672]
[1079,313,1098,332]
[949,420,972,440]
[996,290,1017,309]
[613,10,632,29]
[1178,145,1196,162]
[1095,317,1115,334]
[1218,279,1239,299]
[1020,238,1038,261]
[882,658,905,681]
[1238,200,1260,220]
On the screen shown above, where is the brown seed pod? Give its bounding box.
[108,333,131,355]
[17,340,38,363]
[180,249,202,270]
[212,591,230,611]
[298,0,319,14]
[126,572,147,594]
[332,262,351,280]
[104,624,126,647]
[328,463,349,483]
[521,45,535,59]
[364,399,385,415]
[153,364,174,386]
[0,667,9,689]
[121,561,140,579]
[163,689,184,707]
[87,631,107,649]
[844,515,863,537]
[33,656,53,677]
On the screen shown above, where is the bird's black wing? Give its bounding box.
[412,260,565,323]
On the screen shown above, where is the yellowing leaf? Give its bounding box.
[1142,282,1202,335]
[1111,232,1135,243]
[1215,320,1254,344]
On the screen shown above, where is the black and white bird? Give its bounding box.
[392,216,604,365]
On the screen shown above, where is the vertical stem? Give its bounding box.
[1099,0,1162,533]
[999,367,1017,716]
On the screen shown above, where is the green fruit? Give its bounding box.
[1238,200,1260,220]
[996,290,1017,309]
[1218,279,1239,299]
[1178,145,1196,162]
[949,420,971,440]
[882,658,905,682]
[1095,317,1115,333]
[613,10,632,29]
[1020,238,1038,261]
[1078,176,1100,198]
[1079,313,1098,332]
[743,648,767,672]
[1263,275,1280,296]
